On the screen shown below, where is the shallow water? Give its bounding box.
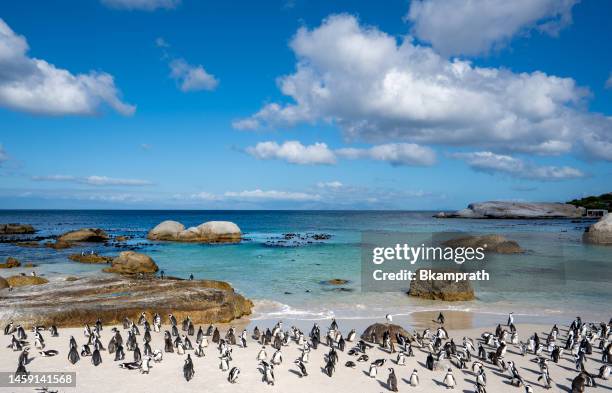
[0,210,610,323]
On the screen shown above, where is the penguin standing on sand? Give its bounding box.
[409,369,419,387]
[91,348,102,366]
[443,368,456,389]
[426,352,435,370]
[271,349,283,365]
[140,356,151,374]
[598,364,610,380]
[257,346,267,361]
[387,368,398,392]
[219,354,230,371]
[507,312,514,326]
[295,359,308,377]
[261,361,275,385]
[164,331,173,353]
[368,363,378,378]
[396,352,406,365]
[228,366,240,383]
[538,364,552,389]
[324,358,335,377]
[183,354,195,381]
[115,343,125,361]
[68,344,80,364]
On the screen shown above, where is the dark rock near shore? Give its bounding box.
[0,275,253,327]
[13,241,40,248]
[0,223,35,235]
[321,278,350,285]
[45,240,72,249]
[436,201,584,219]
[0,257,21,269]
[68,253,113,264]
[361,323,413,344]
[408,268,475,301]
[442,234,522,254]
[103,251,158,275]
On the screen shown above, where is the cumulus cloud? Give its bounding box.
[317,181,343,189]
[0,19,134,116]
[337,143,436,166]
[169,59,218,92]
[452,151,584,180]
[234,14,612,161]
[246,141,336,165]
[407,0,578,57]
[224,189,321,201]
[31,175,153,186]
[101,0,180,11]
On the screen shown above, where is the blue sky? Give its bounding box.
[0,0,610,209]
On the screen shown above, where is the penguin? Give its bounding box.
[387,368,398,392]
[409,369,419,387]
[301,346,310,363]
[50,325,59,337]
[257,346,267,361]
[169,314,177,327]
[476,368,487,387]
[141,356,152,374]
[152,349,163,363]
[426,352,435,370]
[253,326,261,341]
[115,344,125,361]
[261,361,275,385]
[171,325,179,338]
[108,337,117,354]
[228,366,240,383]
[271,349,283,365]
[68,345,80,364]
[507,312,514,326]
[39,350,59,357]
[220,354,230,371]
[598,364,610,380]
[4,321,15,335]
[347,329,356,342]
[537,364,552,389]
[164,331,174,353]
[17,348,30,367]
[183,354,195,381]
[15,359,28,378]
[195,341,206,357]
[345,360,356,368]
[212,328,220,343]
[324,358,335,377]
[144,341,152,357]
[133,343,142,362]
[295,359,308,376]
[524,385,534,393]
[80,344,92,357]
[396,351,406,366]
[368,363,377,378]
[437,312,445,324]
[443,368,456,389]
[357,354,369,362]
[92,348,102,366]
[119,361,141,370]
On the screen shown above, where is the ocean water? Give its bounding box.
[0,210,610,323]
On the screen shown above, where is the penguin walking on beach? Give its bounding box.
[598,364,610,380]
[257,346,267,361]
[271,349,283,365]
[115,343,125,361]
[538,364,553,389]
[91,348,102,366]
[396,351,406,365]
[444,368,456,389]
[68,344,80,364]
[426,352,435,370]
[228,366,240,383]
[387,368,398,392]
[368,363,378,378]
[219,354,230,371]
[140,356,152,374]
[507,312,514,326]
[260,361,275,385]
[295,359,308,377]
[409,369,419,387]
[324,358,335,377]
[183,354,195,381]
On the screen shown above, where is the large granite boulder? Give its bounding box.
[0,223,35,235]
[148,220,241,243]
[409,268,475,301]
[103,251,158,275]
[361,323,413,344]
[0,276,8,289]
[436,201,584,219]
[0,276,253,327]
[0,257,21,269]
[583,214,612,245]
[6,275,49,287]
[442,234,522,254]
[58,228,109,243]
[68,254,113,264]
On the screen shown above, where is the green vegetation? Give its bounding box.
[567,193,612,212]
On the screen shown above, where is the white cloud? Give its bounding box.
[31,175,153,186]
[224,189,321,201]
[452,151,584,180]
[407,0,578,57]
[317,181,343,189]
[234,14,612,161]
[246,141,336,165]
[0,19,134,116]
[155,37,170,48]
[337,143,436,166]
[101,0,180,11]
[169,59,218,92]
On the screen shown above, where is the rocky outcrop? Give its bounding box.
[14,241,40,248]
[361,323,413,344]
[103,251,158,275]
[322,279,350,285]
[6,275,49,287]
[0,276,253,327]
[0,223,35,235]
[58,228,109,243]
[0,276,8,289]
[147,220,241,243]
[68,254,113,264]
[408,268,475,301]
[436,201,584,219]
[45,240,71,249]
[583,214,612,245]
[0,257,21,269]
[442,234,522,254]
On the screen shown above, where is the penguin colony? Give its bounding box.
[4,312,611,392]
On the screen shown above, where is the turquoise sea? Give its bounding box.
[0,210,610,323]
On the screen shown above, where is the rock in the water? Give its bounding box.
[583,214,612,245]
[147,220,241,243]
[442,234,522,254]
[103,251,159,275]
[68,254,113,264]
[6,275,49,287]
[408,268,475,301]
[46,240,71,249]
[322,279,350,285]
[0,223,35,235]
[0,276,252,327]
[58,228,109,243]
[0,257,21,269]
[361,323,413,344]
[13,241,40,248]
[438,201,584,219]
[0,276,8,289]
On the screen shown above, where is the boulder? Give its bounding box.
[147,220,241,243]
[583,214,612,245]
[46,240,71,249]
[0,276,253,327]
[6,275,49,287]
[442,234,522,254]
[68,254,113,264]
[361,323,413,344]
[0,223,36,235]
[0,276,8,289]
[14,241,40,248]
[322,279,350,285]
[0,257,21,269]
[438,201,584,219]
[408,268,475,301]
[103,251,159,275]
[58,228,109,243]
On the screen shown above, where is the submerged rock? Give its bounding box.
[408,268,475,301]
[0,276,253,327]
[147,220,241,243]
[68,254,113,264]
[58,228,109,243]
[0,223,36,235]
[583,214,612,245]
[0,257,21,269]
[442,234,522,254]
[6,275,49,287]
[321,279,350,285]
[361,323,413,344]
[437,201,584,219]
[45,240,72,249]
[103,251,158,275]
[14,241,40,248]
